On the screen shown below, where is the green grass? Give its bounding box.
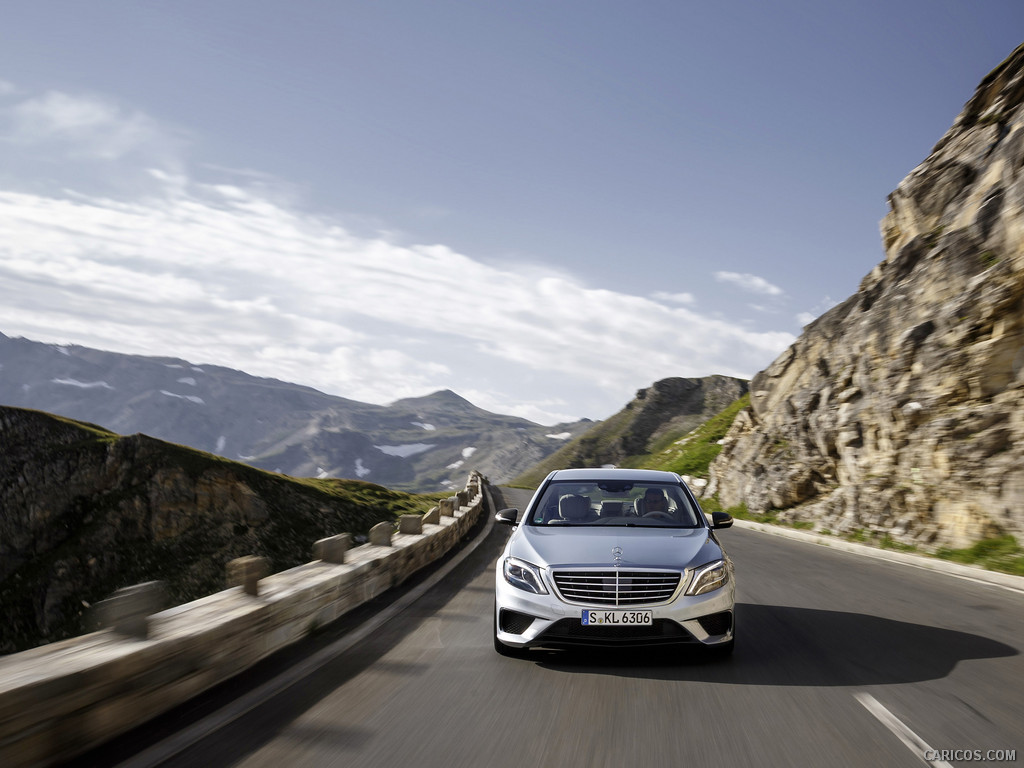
[644,394,750,478]
[936,535,1024,576]
[878,534,918,553]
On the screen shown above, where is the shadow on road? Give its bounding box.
[532,602,1019,686]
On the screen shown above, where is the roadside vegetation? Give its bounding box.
[936,535,1024,576]
[640,394,749,477]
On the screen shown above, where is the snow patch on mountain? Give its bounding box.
[52,378,114,390]
[160,390,205,405]
[375,443,435,458]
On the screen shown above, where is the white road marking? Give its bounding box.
[855,692,952,767]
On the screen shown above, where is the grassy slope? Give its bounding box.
[641,394,750,477]
[0,408,445,652]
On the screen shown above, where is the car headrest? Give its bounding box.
[558,494,590,521]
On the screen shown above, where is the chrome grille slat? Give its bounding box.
[552,569,681,606]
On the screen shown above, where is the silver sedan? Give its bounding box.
[494,467,735,657]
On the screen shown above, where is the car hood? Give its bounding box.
[511,525,719,571]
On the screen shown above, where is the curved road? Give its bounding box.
[100,488,1022,767]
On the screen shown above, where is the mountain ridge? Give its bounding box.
[0,332,591,491]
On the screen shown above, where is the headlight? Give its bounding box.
[503,557,548,594]
[686,559,729,595]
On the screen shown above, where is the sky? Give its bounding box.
[1,2,1022,425]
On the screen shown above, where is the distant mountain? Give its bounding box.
[513,375,749,487]
[0,405,439,653]
[0,334,592,491]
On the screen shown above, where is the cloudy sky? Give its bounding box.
[1,2,1022,424]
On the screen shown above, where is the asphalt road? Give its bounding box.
[104,487,1023,767]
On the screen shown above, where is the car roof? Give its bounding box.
[546,467,682,483]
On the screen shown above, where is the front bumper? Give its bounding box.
[494,562,735,649]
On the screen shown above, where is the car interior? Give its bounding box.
[530,481,702,527]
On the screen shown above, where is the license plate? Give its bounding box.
[581,610,653,626]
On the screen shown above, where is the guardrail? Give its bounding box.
[0,471,488,767]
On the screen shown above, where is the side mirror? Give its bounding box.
[711,511,733,529]
[495,508,519,525]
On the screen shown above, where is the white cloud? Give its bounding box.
[1,90,186,164]
[0,174,795,423]
[714,271,784,296]
[0,79,17,96]
[652,291,695,305]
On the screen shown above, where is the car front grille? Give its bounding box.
[552,569,682,606]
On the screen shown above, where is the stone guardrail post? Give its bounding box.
[93,581,167,639]
[423,505,440,524]
[399,514,424,534]
[369,521,393,545]
[439,497,456,516]
[227,555,270,596]
[313,533,352,564]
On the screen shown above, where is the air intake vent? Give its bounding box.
[499,609,535,635]
[552,570,681,606]
[696,611,733,636]
[538,618,695,646]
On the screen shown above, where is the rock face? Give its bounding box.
[707,44,1024,549]
[0,406,430,653]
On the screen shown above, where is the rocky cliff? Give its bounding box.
[0,406,437,653]
[707,44,1024,549]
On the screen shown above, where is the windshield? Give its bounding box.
[525,480,704,528]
